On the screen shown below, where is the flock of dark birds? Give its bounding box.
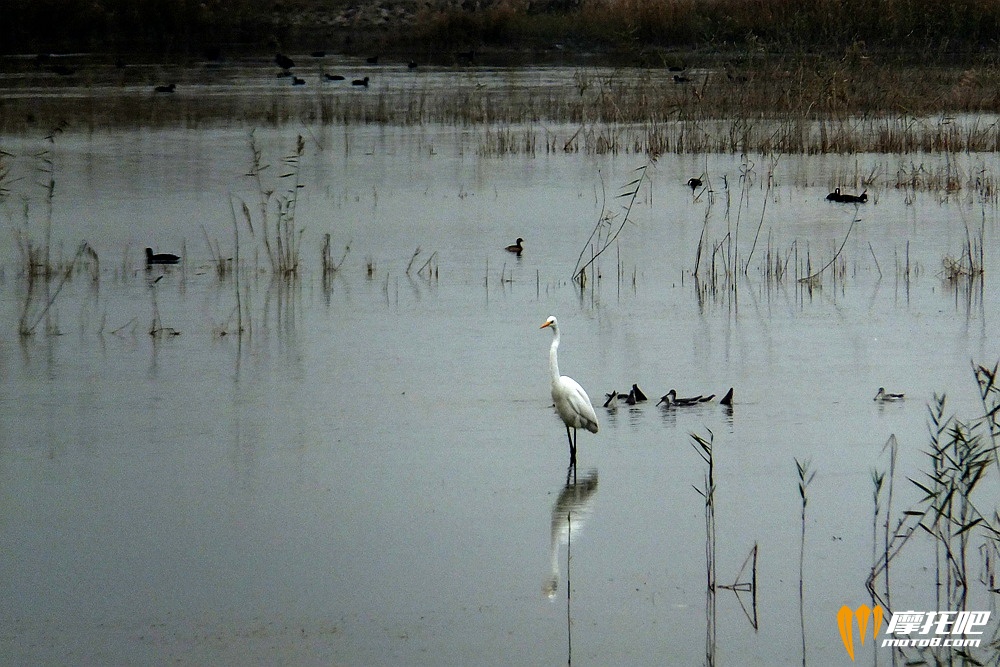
[145,51,708,96]
[148,51,455,93]
[142,52,709,95]
[688,177,868,204]
[601,384,900,407]
[272,51,388,87]
[602,383,735,409]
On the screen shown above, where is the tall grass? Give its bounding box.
[13,128,101,336]
[9,56,1000,157]
[242,131,305,277]
[868,363,1000,626]
[572,163,648,287]
[795,458,815,665]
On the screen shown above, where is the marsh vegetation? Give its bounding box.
[3,23,1000,662]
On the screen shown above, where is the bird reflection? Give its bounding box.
[544,469,599,599]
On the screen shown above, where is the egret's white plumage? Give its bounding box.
[541,316,598,464]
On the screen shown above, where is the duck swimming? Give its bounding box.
[657,389,704,407]
[145,248,180,265]
[874,387,904,401]
[827,188,867,203]
[505,238,524,254]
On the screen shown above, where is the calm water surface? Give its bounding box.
[1,120,1000,665]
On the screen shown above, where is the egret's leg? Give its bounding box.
[566,426,577,466]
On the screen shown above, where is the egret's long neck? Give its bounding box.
[548,328,561,384]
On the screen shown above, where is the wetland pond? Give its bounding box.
[2,66,1000,665]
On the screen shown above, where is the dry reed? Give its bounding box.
[6,57,1000,156]
[868,364,1000,637]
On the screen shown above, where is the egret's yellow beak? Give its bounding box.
[540,321,552,329]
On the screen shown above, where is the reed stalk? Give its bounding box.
[321,234,350,275]
[691,429,717,667]
[573,163,649,285]
[243,131,305,277]
[795,458,815,666]
[867,369,1000,624]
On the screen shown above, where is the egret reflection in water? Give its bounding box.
[544,468,599,599]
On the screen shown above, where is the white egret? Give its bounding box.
[540,316,598,465]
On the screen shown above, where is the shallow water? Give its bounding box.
[2,121,1000,664]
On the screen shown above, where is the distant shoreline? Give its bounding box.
[3,0,1000,66]
[3,54,1000,156]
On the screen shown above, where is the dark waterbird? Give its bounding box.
[366,55,379,64]
[408,60,418,69]
[505,238,524,254]
[324,73,345,81]
[292,76,305,86]
[720,387,734,406]
[687,177,703,191]
[145,248,180,266]
[603,390,635,407]
[630,384,648,402]
[827,188,868,203]
[874,387,904,401]
[275,53,295,70]
[352,76,370,87]
[657,389,713,407]
[153,83,176,93]
[673,74,692,83]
